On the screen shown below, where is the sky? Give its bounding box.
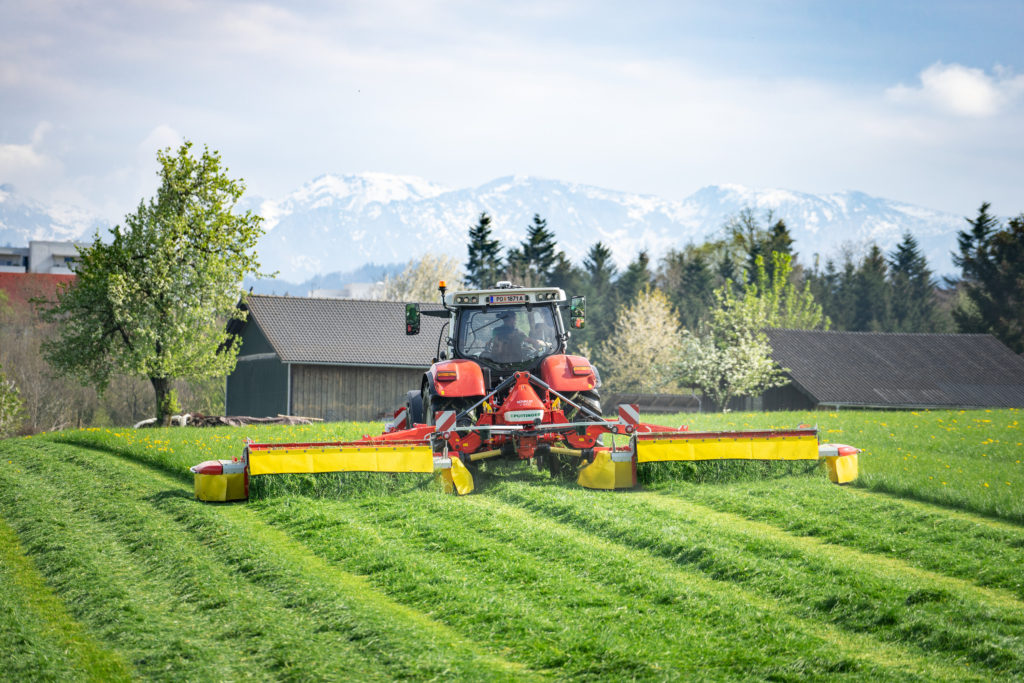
[1,0,1022,223]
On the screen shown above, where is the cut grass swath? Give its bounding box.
[654,476,1024,600]
[493,477,1024,675]
[0,440,527,681]
[256,483,981,680]
[1,408,1021,680]
[0,517,133,682]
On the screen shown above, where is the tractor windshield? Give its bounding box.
[457,306,559,366]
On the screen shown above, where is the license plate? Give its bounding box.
[488,294,527,304]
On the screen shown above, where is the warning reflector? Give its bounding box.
[434,410,457,433]
[618,404,640,427]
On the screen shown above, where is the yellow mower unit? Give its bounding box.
[191,459,249,502]
[635,428,820,463]
[246,441,434,476]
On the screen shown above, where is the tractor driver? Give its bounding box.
[489,310,546,360]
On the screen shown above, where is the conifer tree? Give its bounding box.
[616,250,652,305]
[888,232,942,332]
[658,245,716,330]
[717,248,740,287]
[582,242,617,290]
[570,242,618,359]
[852,244,891,331]
[506,214,560,284]
[725,209,794,284]
[548,252,580,293]
[952,204,1024,351]
[465,212,503,288]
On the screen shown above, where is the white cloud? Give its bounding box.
[0,122,62,191]
[886,62,1024,117]
[137,125,183,160]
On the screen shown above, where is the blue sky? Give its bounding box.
[1,1,1022,222]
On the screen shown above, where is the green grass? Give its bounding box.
[644,408,1024,522]
[0,408,1021,680]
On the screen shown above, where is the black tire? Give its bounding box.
[423,387,476,428]
[405,390,423,425]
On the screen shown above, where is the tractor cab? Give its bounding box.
[450,287,565,369]
[407,281,585,372]
[404,281,593,426]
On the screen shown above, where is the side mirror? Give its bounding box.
[569,295,585,329]
[405,303,421,335]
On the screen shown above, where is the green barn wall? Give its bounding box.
[225,322,288,417]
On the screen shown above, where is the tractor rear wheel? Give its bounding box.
[405,390,423,424]
[566,389,602,421]
[422,387,476,428]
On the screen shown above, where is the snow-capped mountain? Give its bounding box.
[0,184,107,246]
[254,174,964,282]
[1,174,967,283]
[677,185,962,273]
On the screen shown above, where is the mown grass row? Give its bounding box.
[0,439,527,680]
[0,516,132,682]
[2,408,1021,679]
[654,476,1024,600]
[256,479,980,680]
[487,476,1024,675]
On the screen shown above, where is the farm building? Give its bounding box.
[757,329,1024,410]
[225,295,446,421]
[0,272,76,312]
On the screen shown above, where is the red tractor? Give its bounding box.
[400,280,605,477]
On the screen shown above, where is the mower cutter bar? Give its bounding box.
[245,441,435,476]
[634,428,820,463]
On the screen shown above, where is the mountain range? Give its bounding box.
[1,174,968,288]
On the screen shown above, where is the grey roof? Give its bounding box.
[245,295,446,367]
[766,329,1024,408]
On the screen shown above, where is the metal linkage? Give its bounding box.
[452,373,519,424]
[524,373,605,421]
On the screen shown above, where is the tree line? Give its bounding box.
[450,203,1023,405]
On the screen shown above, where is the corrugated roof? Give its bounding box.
[766,329,1024,408]
[245,295,447,367]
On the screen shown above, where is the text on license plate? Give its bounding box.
[488,294,527,304]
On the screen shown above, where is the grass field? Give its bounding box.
[1,408,1022,680]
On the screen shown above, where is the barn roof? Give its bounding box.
[766,329,1024,408]
[244,294,446,367]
